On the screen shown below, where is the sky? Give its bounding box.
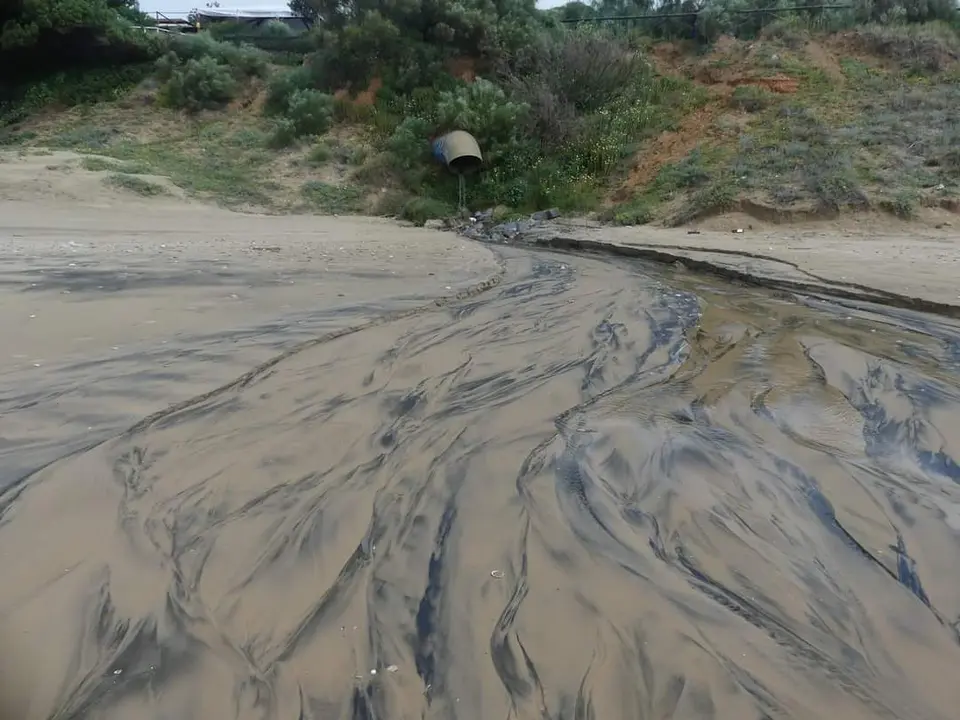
[138,0,567,18]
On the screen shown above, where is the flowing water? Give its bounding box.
[3,244,960,720]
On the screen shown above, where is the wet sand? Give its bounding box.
[4,179,960,719]
[1,199,500,479]
[521,216,960,313]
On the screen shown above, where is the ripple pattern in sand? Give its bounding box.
[2,250,960,720]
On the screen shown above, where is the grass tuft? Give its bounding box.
[104,173,168,196]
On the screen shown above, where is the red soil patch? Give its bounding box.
[613,103,722,200]
[447,57,478,83]
[614,36,808,200]
[693,64,799,94]
[334,77,383,107]
[729,74,799,93]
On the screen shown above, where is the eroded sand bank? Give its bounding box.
[508,213,960,314]
[4,153,960,720]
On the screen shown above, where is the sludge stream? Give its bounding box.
[2,244,960,720]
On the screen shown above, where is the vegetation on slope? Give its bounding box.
[1,1,160,120]
[3,0,960,224]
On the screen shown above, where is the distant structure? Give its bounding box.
[192,7,312,31]
[150,6,312,32]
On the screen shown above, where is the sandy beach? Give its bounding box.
[4,151,960,720]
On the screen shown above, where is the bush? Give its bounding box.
[400,197,455,225]
[372,189,413,216]
[880,189,919,218]
[809,162,869,211]
[851,22,960,72]
[167,32,268,77]
[2,63,152,124]
[385,116,435,171]
[602,200,654,225]
[507,29,652,148]
[307,142,332,164]
[307,13,416,93]
[279,3,705,214]
[264,66,313,115]
[730,84,774,112]
[154,51,179,82]
[105,173,168,196]
[158,56,238,111]
[267,90,334,146]
[512,30,650,114]
[268,119,299,148]
[259,20,298,38]
[285,89,335,137]
[372,33,699,212]
[300,180,365,213]
[434,78,530,165]
[654,149,714,194]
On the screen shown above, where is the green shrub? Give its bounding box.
[333,95,378,123]
[81,156,118,171]
[205,20,249,40]
[653,149,713,195]
[352,153,399,188]
[851,22,960,73]
[300,181,364,213]
[105,173,168,196]
[307,142,332,164]
[670,180,737,225]
[511,30,651,115]
[385,116,434,171]
[372,189,413,216]
[275,15,703,213]
[880,189,919,218]
[268,119,298,148]
[434,78,530,165]
[609,200,654,225]
[158,56,238,111]
[0,129,35,144]
[809,163,868,211]
[259,20,297,38]
[264,66,313,115]
[730,85,774,112]
[2,64,152,124]
[167,32,269,77]
[228,128,271,148]
[285,89,335,137]
[154,51,179,82]
[400,197,455,225]
[52,125,120,148]
[266,90,334,148]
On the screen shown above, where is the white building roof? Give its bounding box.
[139,2,296,20]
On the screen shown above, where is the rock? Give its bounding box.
[531,208,561,221]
